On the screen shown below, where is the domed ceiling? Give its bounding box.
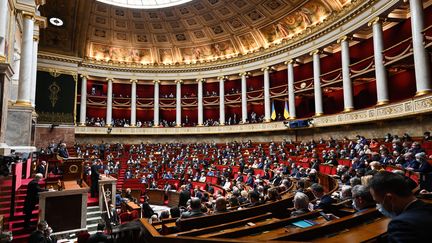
[39,0,352,66]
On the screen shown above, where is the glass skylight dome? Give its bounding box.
[97,0,193,9]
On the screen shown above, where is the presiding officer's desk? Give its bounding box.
[39,180,89,234]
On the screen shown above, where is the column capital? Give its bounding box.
[217,76,228,81]
[130,79,138,83]
[196,78,206,83]
[284,59,296,65]
[309,49,321,56]
[33,35,39,42]
[21,11,35,20]
[35,16,48,29]
[239,72,250,77]
[153,80,160,84]
[174,79,183,84]
[336,35,352,44]
[80,74,89,79]
[368,16,386,26]
[261,67,270,72]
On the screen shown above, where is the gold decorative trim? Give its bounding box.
[153,80,160,84]
[175,124,182,127]
[376,100,390,106]
[196,78,206,83]
[0,55,6,63]
[289,116,297,120]
[263,118,271,123]
[309,49,321,56]
[174,79,183,84]
[337,35,350,44]
[14,100,32,107]
[368,16,385,27]
[78,123,86,127]
[21,11,35,20]
[130,79,138,83]
[415,90,431,97]
[315,112,324,117]
[343,107,355,112]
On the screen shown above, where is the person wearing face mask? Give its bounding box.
[369,171,432,242]
[351,185,375,213]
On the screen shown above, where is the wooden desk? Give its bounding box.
[237,216,327,241]
[123,201,141,211]
[63,181,81,190]
[39,181,89,234]
[147,189,165,205]
[312,217,390,243]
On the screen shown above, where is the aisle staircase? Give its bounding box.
[116,162,127,191]
[0,178,40,242]
[86,206,102,235]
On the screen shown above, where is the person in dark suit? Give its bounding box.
[87,222,110,243]
[57,143,69,158]
[310,183,336,213]
[29,221,56,243]
[90,162,101,198]
[99,141,106,160]
[36,161,47,176]
[370,171,432,242]
[24,174,47,229]
[178,185,191,207]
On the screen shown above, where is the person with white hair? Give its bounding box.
[291,192,310,216]
[24,173,47,228]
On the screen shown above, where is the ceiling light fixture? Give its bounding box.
[49,17,64,27]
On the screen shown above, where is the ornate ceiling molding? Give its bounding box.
[37,0,401,81]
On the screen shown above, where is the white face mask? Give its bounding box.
[352,200,360,211]
[376,203,396,218]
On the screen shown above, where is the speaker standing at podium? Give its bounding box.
[90,163,100,198]
[24,174,47,229]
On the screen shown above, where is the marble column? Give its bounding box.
[130,79,137,127]
[262,67,271,122]
[311,50,324,116]
[218,76,225,125]
[286,60,296,119]
[369,17,389,105]
[0,0,8,60]
[153,80,160,127]
[106,78,113,127]
[30,35,39,107]
[409,0,432,95]
[175,80,182,127]
[338,36,354,112]
[240,72,248,123]
[197,78,204,126]
[79,75,87,126]
[16,12,34,106]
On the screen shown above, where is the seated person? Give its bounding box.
[29,221,56,243]
[213,197,228,214]
[291,192,310,217]
[351,185,375,213]
[87,222,110,243]
[177,197,205,221]
[58,143,69,158]
[369,171,432,242]
[246,190,262,208]
[198,172,207,183]
[310,183,336,213]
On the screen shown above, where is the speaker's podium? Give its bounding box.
[38,157,89,234]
